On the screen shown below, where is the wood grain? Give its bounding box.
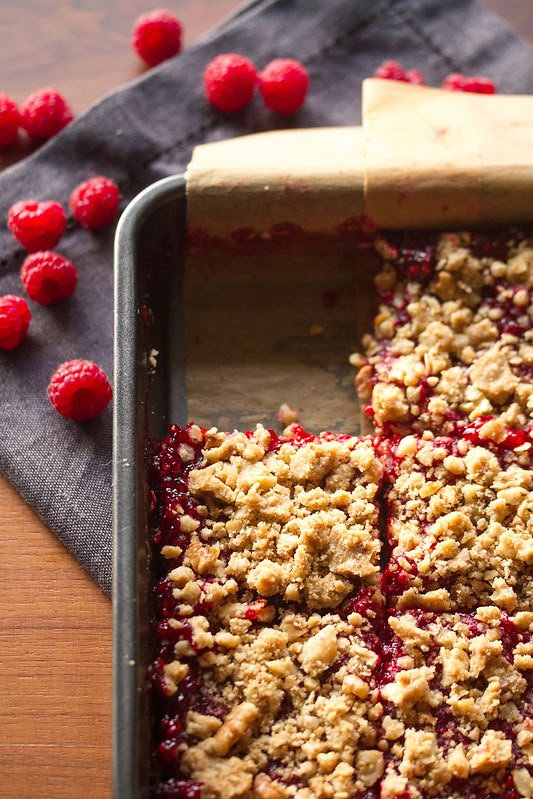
[0,476,111,798]
[0,2,531,798]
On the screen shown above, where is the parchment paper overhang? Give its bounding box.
[187,79,533,235]
[186,127,365,236]
[363,78,533,228]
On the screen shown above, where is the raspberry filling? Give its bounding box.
[379,609,530,798]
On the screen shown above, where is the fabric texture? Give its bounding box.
[1,0,532,594]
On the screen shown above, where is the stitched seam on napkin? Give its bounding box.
[305,0,396,64]
[396,0,465,72]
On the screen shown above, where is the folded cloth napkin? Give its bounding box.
[1,0,533,595]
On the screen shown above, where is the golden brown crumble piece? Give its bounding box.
[383,433,533,612]
[152,221,533,799]
[380,608,533,799]
[351,231,533,435]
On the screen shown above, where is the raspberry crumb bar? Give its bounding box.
[383,432,533,613]
[149,423,384,798]
[353,231,533,436]
[379,607,533,799]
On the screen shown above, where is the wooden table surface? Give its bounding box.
[0,1,529,797]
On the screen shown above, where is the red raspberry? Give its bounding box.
[132,9,182,67]
[204,54,257,112]
[21,88,73,140]
[258,58,309,115]
[442,72,496,94]
[461,75,496,94]
[48,359,112,421]
[69,176,121,230]
[0,94,21,148]
[374,60,407,81]
[8,200,67,252]
[0,295,31,351]
[442,72,469,91]
[21,251,77,305]
[442,72,465,91]
[406,69,425,86]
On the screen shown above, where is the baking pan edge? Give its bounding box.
[113,174,186,799]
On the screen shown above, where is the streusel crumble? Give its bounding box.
[352,232,533,436]
[383,432,533,613]
[148,229,533,798]
[379,607,533,799]
[149,423,384,798]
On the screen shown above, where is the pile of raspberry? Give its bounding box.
[0,88,74,148]
[2,176,120,419]
[203,54,309,114]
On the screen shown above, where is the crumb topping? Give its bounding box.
[380,608,533,798]
[384,434,533,612]
[150,424,384,799]
[187,427,382,609]
[181,606,382,799]
[352,232,533,436]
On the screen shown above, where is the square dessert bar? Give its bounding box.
[149,423,385,799]
[379,607,533,799]
[353,231,533,436]
[383,432,533,613]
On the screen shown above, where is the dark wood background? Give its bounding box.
[0,1,528,796]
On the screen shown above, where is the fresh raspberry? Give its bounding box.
[132,9,182,67]
[258,58,309,115]
[374,60,408,81]
[203,54,257,112]
[0,295,31,351]
[48,359,112,421]
[69,176,121,230]
[406,69,425,86]
[21,251,77,305]
[442,72,467,91]
[21,88,73,140]
[442,72,496,94]
[462,76,496,94]
[7,200,67,252]
[0,94,21,148]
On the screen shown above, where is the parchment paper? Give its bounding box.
[363,79,533,228]
[184,242,378,435]
[187,127,365,238]
[187,79,533,234]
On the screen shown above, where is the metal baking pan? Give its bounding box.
[112,173,379,798]
[113,174,187,799]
